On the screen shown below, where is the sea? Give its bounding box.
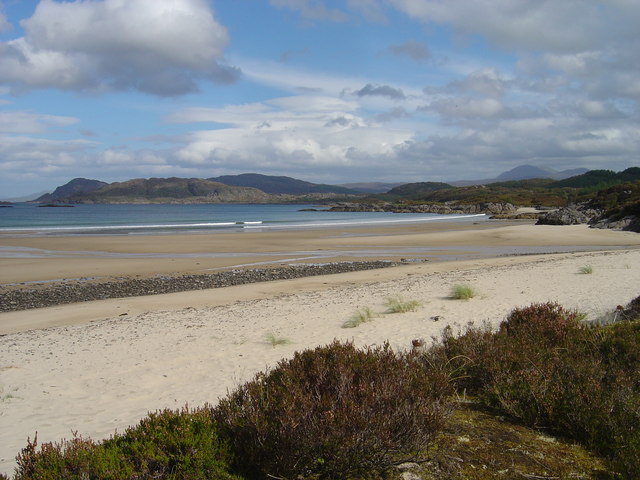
[0,203,486,236]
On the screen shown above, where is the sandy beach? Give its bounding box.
[1,221,640,475]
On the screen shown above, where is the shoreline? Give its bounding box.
[3,220,640,284]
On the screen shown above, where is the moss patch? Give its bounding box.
[418,402,611,480]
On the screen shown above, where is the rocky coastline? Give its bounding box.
[0,261,400,312]
[329,201,517,215]
[537,204,640,232]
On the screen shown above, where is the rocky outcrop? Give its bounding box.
[590,215,640,233]
[536,202,640,232]
[329,202,517,215]
[536,205,602,226]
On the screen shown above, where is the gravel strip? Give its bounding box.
[0,261,400,312]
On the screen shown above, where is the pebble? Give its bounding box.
[0,261,400,312]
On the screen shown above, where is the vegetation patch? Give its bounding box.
[579,264,594,274]
[428,300,640,478]
[449,284,476,300]
[214,341,452,480]
[385,295,421,313]
[342,306,376,328]
[264,331,292,347]
[10,406,240,480]
[422,402,609,480]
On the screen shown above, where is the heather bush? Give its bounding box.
[215,340,452,480]
[13,406,241,480]
[498,302,582,342]
[430,300,640,479]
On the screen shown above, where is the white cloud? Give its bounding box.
[0,134,94,176]
[444,68,508,98]
[168,95,414,175]
[0,0,238,96]
[0,110,78,134]
[387,0,639,53]
[426,97,506,119]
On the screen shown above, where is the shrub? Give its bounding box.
[13,406,241,480]
[498,302,582,342]
[385,296,421,313]
[214,341,452,480]
[449,284,475,300]
[579,265,593,274]
[430,300,640,479]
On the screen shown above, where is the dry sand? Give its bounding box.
[1,222,640,475]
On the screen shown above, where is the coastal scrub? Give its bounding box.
[430,300,640,478]
[214,341,452,479]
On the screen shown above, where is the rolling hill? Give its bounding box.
[41,177,273,204]
[209,173,357,195]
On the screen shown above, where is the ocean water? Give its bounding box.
[0,203,486,236]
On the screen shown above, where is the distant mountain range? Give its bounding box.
[208,173,356,195]
[27,164,639,205]
[338,182,404,194]
[450,165,590,186]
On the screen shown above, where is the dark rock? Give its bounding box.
[536,205,601,225]
[590,215,640,232]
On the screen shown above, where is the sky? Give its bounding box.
[0,0,639,198]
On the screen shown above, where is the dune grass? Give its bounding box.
[579,265,594,274]
[264,332,292,347]
[342,307,376,328]
[384,296,421,313]
[449,284,476,300]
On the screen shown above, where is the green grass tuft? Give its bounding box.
[449,284,476,300]
[579,265,594,274]
[342,307,375,328]
[264,331,292,347]
[384,296,421,313]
